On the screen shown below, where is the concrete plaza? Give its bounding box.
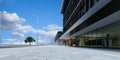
[0,45,120,60]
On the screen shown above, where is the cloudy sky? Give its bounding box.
[0,0,63,44]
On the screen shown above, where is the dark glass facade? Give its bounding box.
[70,0,120,35]
[59,0,120,47]
[62,0,99,33]
[55,31,63,41]
[78,21,120,47]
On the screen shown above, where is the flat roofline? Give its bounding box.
[61,0,67,14]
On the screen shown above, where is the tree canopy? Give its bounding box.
[24,36,36,45]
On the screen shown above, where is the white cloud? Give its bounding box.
[2,11,19,22]
[36,24,63,44]
[0,11,63,44]
[4,39,25,44]
[0,11,26,30]
[29,24,62,45]
[16,24,34,33]
[35,24,62,36]
[19,18,26,22]
[38,39,50,44]
[3,24,62,44]
[12,32,24,38]
[43,24,62,31]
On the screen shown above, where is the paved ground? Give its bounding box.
[0,44,31,48]
[0,45,120,60]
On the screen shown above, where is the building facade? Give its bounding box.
[57,0,120,47]
[55,31,63,45]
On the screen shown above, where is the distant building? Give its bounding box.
[58,0,120,47]
[55,31,63,45]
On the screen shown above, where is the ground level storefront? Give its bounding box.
[59,20,120,47]
[58,38,78,47]
[77,20,120,47]
[59,21,120,47]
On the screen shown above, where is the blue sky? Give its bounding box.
[0,0,63,44]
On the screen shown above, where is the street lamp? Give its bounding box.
[0,14,1,44]
[32,15,39,45]
[0,12,8,44]
[0,12,3,44]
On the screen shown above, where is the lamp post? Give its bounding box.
[0,12,8,44]
[0,13,2,44]
[32,15,39,45]
[0,14,1,44]
[0,12,7,44]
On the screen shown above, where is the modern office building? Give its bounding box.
[55,31,63,45]
[57,0,120,47]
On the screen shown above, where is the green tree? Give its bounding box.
[24,36,36,45]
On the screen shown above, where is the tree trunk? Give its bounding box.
[29,42,31,45]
